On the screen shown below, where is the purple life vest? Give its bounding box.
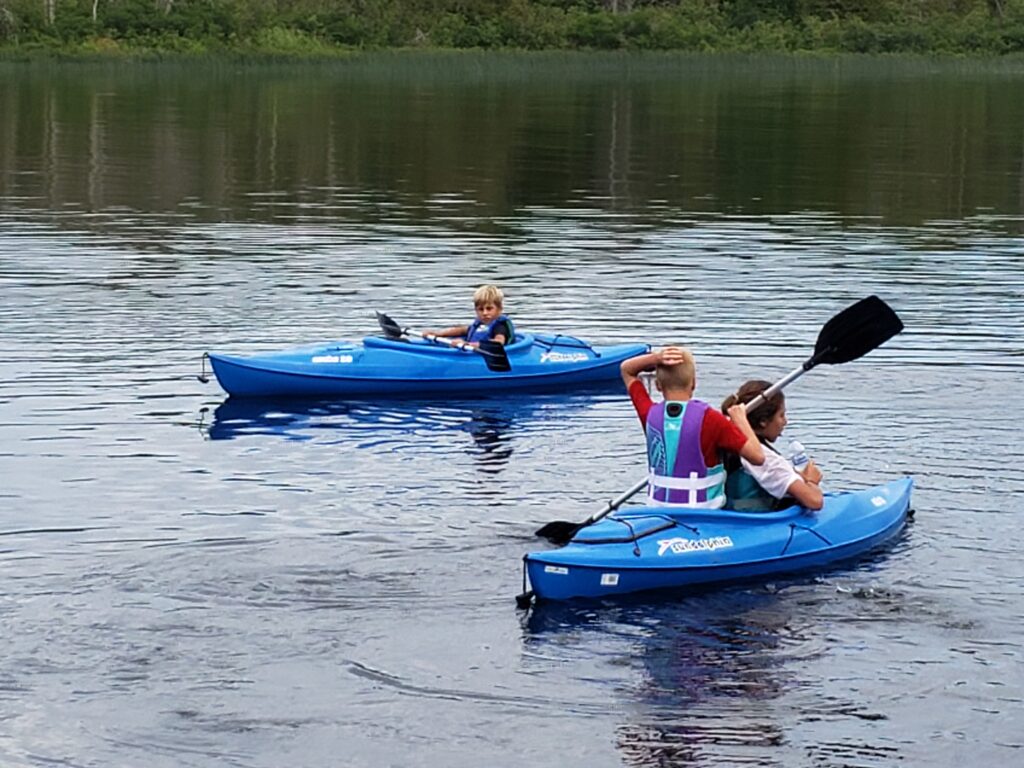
[645,399,726,509]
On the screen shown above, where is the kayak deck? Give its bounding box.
[207,333,648,397]
[524,477,913,602]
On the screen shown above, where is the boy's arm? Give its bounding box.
[620,347,684,388]
[487,319,510,346]
[725,404,766,466]
[620,352,659,388]
[424,324,469,339]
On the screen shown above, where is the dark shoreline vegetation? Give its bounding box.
[1,1,1024,58]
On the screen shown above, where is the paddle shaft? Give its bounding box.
[743,358,815,414]
[375,311,510,371]
[403,326,473,351]
[578,477,650,528]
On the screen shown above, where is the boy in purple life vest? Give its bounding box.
[425,284,514,350]
[621,346,765,508]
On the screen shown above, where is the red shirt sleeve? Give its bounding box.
[627,379,653,428]
[700,408,749,466]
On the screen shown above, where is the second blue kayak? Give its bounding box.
[524,477,913,601]
[207,333,649,398]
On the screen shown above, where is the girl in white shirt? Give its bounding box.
[721,380,824,511]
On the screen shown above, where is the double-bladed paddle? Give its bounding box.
[533,295,905,545]
[376,311,512,373]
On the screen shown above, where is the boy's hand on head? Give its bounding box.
[658,346,686,366]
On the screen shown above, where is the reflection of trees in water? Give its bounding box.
[5,62,1024,232]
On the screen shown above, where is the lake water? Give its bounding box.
[1,54,1022,767]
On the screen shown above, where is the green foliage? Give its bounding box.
[567,8,626,48]
[0,0,1021,56]
[0,5,19,44]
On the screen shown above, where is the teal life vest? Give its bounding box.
[724,467,777,511]
[724,441,790,512]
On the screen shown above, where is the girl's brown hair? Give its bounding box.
[721,379,784,434]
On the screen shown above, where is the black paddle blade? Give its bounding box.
[812,295,904,367]
[375,311,404,340]
[514,590,535,609]
[478,340,512,372]
[534,520,582,545]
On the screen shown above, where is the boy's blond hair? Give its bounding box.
[473,284,504,308]
[655,347,696,392]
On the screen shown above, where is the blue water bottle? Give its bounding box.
[788,439,809,471]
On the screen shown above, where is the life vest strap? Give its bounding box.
[648,468,724,491]
[645,493,726,510]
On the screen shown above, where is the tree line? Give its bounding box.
[1,1,1023,55]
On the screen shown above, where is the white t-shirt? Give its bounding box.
[740,445,801,500]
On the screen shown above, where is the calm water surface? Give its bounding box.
[1,55,1022,767]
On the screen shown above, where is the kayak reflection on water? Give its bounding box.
[196,387,620,474]
[523,591,787,762]
[521,582,910,766]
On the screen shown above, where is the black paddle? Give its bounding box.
[376,311,512,373]
[533,295,904,546]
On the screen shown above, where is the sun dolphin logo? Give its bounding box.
[657,536,734,556]
[540,351,589,363]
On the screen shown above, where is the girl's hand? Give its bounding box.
[800,460,823,485]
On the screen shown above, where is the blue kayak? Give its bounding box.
[524,477,913,602]
[207,333,649,398]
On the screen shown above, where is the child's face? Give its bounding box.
[760,403,788,442]
[475,302,501,323]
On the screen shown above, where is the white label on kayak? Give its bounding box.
[544,565,569,575]
[871,495,886,507]
[600,573,619,586]
[311,355,354,364]
[540,351,589,363]
[657,536,734,556]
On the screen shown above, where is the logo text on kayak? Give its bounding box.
[540,351,589,363]
[657,536,734,556]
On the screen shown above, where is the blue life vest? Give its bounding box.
[645,399,726,509]
[466,314,514,344]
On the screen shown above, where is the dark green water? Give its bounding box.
[2,54,1023,229]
